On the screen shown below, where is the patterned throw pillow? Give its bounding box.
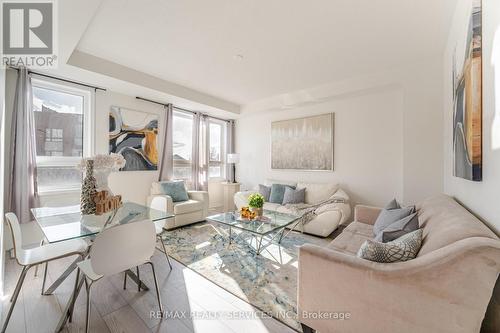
[357,229,423,263]
[282,187,306,205]
[160,180,189,202]
[258,184,271,201]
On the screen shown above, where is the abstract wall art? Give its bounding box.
[452,0,482,181]
[271,113,334,171]
[109,106,158,171]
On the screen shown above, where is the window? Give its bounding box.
[32,79,93,193]
[171,110,227,184]
[172,110,193,182]
[208,120,226,178]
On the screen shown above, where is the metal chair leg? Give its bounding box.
[123,271,127,290]
[41,262,49,295]
[159,236,172,269]
[136,267,141,292]
[84,278,92,333]
[147,261,164,317]
[10,266,27,302]
[69,268,80,323]
[2,265,30,333]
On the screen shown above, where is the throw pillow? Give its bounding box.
[373,199,415,236]
[282,187,306,205]
[374,212,419,243]
[357,229,423,263]
[269,184,295,204]
[258,184,272,202]
[160,180,189,202]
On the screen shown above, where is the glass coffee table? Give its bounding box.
[207,210,302,255]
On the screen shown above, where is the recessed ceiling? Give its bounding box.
[76,0,456,105]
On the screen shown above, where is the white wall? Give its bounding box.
[443,0,500,235]
[236,60,444,207]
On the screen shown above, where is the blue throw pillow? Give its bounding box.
[269,184,295,204]
[160,180,189,202]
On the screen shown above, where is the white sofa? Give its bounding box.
[234,180,351,237]
[147,181,209,230]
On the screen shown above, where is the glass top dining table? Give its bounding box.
[31,202,174,331]
[31,201,174,243]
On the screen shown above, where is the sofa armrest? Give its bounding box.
[315,202,351,225]
[147,194,174,214]
[234,190,257,209]
[354,204,381,225]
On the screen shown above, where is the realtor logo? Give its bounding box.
[1,0,57,68]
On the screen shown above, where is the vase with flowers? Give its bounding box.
[77,153,126,195]
[248,193,265,217]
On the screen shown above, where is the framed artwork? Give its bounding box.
[452,0,482,181]
[271,113,334,171]
[109,106,158,171]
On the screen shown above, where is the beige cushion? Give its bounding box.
[173,200,203,215]
[263,202,281,211]
[342,221,374,237]
[417,195,498,256]
[296,182,338,204]
[327,230,370,255]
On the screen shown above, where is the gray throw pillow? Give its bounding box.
[282,187,305,205]
[160,180,189,202]
[269,184,295,204]
[357,229,423,263]
[374,212,419,243]
[385,198,401,210]
[373,199,415,236]
[258,184,271,202]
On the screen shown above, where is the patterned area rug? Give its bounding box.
[161,221,332,331]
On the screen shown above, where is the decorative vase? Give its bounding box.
[94,169,113,194]
[251,207,263,217]
[80,160,97,215]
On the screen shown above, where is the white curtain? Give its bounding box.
[192,114,209,191]
[8,67,38,222]
[157,103,173,181]
[225,120,235,182]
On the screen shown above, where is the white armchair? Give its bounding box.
[147,181,209,230]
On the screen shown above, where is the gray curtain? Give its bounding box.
[225,120,235,182]
[158,103,173,181]
[192,114,209,191]
[8,67,38,222]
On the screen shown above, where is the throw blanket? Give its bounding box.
[284,198,346,231]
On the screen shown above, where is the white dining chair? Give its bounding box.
[74,220,163,333]
[2,213,88,333]
[154,219,172,269]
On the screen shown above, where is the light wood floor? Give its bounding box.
[1,250,296,333]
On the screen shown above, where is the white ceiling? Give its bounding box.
[76,0,456,106]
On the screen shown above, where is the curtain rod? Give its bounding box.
[135,96,233,123]
[8,66,107,91]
